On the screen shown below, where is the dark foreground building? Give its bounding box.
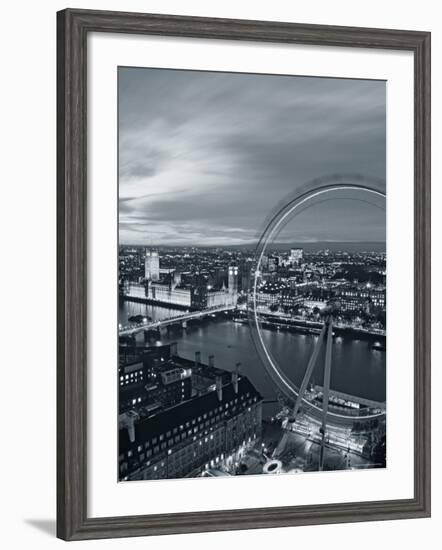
[119,375,263,480]
[119,343,193,413]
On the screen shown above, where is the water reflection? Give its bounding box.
[119,301,386,411]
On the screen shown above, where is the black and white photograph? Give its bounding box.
[1,0,435,545]
[117,67,387,481]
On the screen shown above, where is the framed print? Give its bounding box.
[57,8,431,541]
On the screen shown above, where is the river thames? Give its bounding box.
[119,300,386,418]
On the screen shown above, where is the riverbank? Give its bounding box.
[119,301,386,405]
[232,311,386,344]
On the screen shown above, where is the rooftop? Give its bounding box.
[119,376,262,452]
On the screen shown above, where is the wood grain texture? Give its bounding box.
[56,8,431,541]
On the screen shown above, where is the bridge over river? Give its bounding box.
[119,304,236,336]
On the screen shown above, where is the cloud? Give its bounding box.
[118,68,386,246]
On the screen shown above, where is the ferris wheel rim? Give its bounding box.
[248,177,386,423]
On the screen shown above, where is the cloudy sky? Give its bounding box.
[119,67,386,246]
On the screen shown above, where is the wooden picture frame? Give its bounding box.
[57,8,431,541]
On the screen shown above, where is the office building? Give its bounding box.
[119,344,192,413]
[119,375,263,480]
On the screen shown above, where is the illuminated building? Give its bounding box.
[123,282,147,300]
[302,299,328,311]
[206,288,236,308]
[256,289,280,308]
[334,285,386,312]
[118,344,192,413]
[147,281,192,307]
[119,365,192,413]
[268,256,278,272]
[123,280,236,310]
[255,281,287,308]
[119,375,263,480]
[226,266,238,307]
[145,249,160,281]
[279,289,304,311]
[289,248,304,266]
[228,266,238,295]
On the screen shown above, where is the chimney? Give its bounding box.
[120,411,138,443]
[127,418,136,443]
[216,375,223,401]
[208,355,215,368]
[232,362,240,394]
[194,351,201,367]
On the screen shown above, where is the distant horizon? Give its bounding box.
[119,240,386,252]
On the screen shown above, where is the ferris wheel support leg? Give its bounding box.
[272,324,327,460]
[319,318,333,471]
[291,322,327,420]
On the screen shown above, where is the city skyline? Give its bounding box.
[118,67,387,481]
[119,244,387,480]
[119,241,387,251]
[119,68,386,246]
